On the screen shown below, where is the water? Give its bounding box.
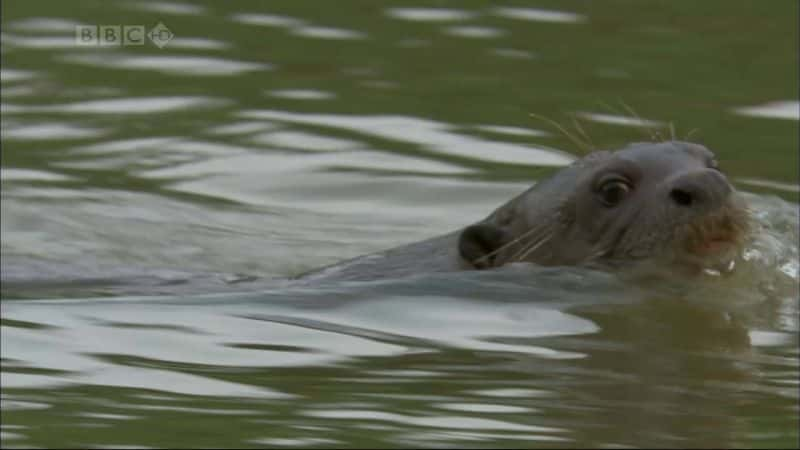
[1,0,798,448]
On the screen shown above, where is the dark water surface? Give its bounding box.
[1,0,798,448]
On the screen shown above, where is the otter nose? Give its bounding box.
[668,169,732,210]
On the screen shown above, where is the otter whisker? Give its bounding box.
[585,246,611,263]
[598,101,648,141]
[512,228,557,262]
[570,116,595,150]
[471,219,554,266]
[615,101,659,141]
[529,113,592,153]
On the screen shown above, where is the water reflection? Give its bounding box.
[61,53,269,76]
[2,121,108,140]
[267,89,335,101]
[734,100,800,121]
[577,111,665,128]
[7,17,81,32]
[125,1,205,16]
[231,11,366,41]
[3,96,227,114]
[444,26,506,39]
[0,69,37,82]
[291,26,365,41]
[239,110,574,166]
[492,7,586,24]
[386,8,476,22]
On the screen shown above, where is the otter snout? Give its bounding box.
[667,169,732,211]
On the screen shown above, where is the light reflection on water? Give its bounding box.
[1,0,798,448]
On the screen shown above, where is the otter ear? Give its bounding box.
[458,224,510,269]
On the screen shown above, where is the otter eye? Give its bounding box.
[598,179,631,207]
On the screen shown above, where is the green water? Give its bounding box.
[1,0,798,448]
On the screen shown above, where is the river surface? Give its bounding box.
[1,0,798,448]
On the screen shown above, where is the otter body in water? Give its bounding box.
[1,140,750,297]
[299,141,749,283]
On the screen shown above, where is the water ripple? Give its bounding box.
[4,96,227,114]
[577,111,665,128]
[493,7,586,24]
[291,26,366,40]
[1,121,107,140]
[0,69,37,82]
[3,34,96,49]
[8,17,81,33]
[230,12,305,28]
[250,130,362,151]
[386,8,476,22]
[303,409,563,433]
[238,110,574,167]
[267,89,336,100]
[206,121,279,136]
[444,26,506,39]
[1,168,76,182]
[733,100,800,121]
[166,37,230,50]
[61,53,270,76]
[476,124,548,137]
[125,1,206,16]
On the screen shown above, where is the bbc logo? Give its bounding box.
[75,23,173,48]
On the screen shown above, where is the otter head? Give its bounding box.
[458,141,750,272]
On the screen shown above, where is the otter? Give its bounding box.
[1,140,751,298]
[298,141,750,283]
